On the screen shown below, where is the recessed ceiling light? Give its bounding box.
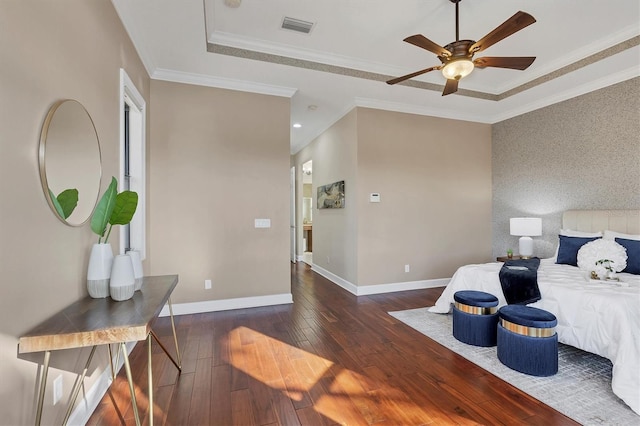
[293,123,302,128]
[224,0,241,8]
[224,0,242,9]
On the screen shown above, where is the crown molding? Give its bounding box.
[111,1,156,76]
[354,97,490,124]
[151,68,297,97]
[209,31,405,77]
[488,66,640,124]
[493,32,640,94]
[290,101,358,155]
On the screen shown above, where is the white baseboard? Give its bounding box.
[311,264,449,296]
[158,293,293,317]
[311,264,359,294]
[67,341,136,426]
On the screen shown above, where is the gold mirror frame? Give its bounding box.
[39,100,102,226]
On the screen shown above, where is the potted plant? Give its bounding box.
[86,177,138,298]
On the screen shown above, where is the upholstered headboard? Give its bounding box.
[562,210,640,234]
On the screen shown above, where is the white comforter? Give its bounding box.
[429,258,640,415]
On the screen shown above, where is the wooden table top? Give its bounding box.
[18,275,178,354]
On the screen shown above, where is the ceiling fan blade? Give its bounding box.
[442,78,459,96]
[469,11,536,54]
[404,34,452,58]
[474,56,536,70]
[386,66,441,85]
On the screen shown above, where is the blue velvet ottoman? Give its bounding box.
[497,305,558,376]
[452,290,499,347]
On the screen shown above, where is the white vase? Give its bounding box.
[110,255,135,301]
[126,250,144,291]
[87,243,113,298]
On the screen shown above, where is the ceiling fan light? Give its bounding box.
[442,59,474,80]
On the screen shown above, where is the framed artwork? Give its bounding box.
[317,180,345,209]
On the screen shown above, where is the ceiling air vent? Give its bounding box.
[281,17,314,34]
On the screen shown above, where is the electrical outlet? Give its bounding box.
[205,279,212,290]
[326,256,330,264]
[405,264,410,273]
[53,375,63,405]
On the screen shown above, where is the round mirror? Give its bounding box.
[39,100,102,226]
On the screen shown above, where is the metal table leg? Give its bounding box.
[121,342,141,426]
[148,333,154,426]
[62,346,97,425]
[35,351,51,426]
[168,297,182,370]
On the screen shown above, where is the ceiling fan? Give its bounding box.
[387,0,536,96]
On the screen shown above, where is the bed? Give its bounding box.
[429,210,640,415]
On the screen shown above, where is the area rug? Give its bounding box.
[388,307,639,426]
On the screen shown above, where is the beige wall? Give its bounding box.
[493,78,640,258]
[294,110,360,282]
[294,107,492,287]
[149,80,291,302]
[0,1,149,424]
[357,108,493,285]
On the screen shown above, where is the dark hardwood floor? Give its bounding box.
[87,262,576,425]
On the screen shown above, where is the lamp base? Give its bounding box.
[519,236,534,258]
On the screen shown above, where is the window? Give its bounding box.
[119,69,146,258]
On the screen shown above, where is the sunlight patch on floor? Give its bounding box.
[225,326,457,424]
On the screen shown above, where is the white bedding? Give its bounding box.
[429,258,640,415]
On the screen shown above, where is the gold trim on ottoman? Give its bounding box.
[455,301,497,315]
[500,318,556,337]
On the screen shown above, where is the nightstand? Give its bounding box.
[496,255,523,262]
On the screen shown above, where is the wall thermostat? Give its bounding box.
[370,193,381,203]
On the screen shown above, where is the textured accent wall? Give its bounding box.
[492,78,640,259]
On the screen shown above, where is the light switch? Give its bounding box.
[254,218,271,228]
[370,193,381,203]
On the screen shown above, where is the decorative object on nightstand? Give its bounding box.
[510,217,542,259]
[497,255,523,262]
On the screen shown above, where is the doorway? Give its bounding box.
[302,160,313,265]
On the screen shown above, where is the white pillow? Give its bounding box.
[603,230,640,241]
[553,229,603,261]
[560,229,603,237]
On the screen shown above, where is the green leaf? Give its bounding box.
[109,190,138,226]
[91,177,118,238]
[56,188,79,219]
[48,188,66,219]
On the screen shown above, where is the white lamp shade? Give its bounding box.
[510,218,542,237]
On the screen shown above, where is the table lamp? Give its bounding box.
[510,217,542,259]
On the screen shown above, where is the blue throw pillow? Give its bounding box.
[615,238,640,275]
[556,235,601,266]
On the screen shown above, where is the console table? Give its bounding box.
[19,275,181,426]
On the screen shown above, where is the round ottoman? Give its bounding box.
[452,290,499,347]
[497,305,558,376]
